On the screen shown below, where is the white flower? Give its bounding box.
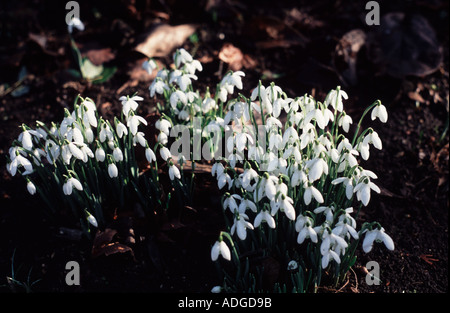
[276,195,296,221]
[142,58,157,75]
[149,79,169,97]
[7,155,33,176]
[86,211,98,227]
[211,162,225,177]
[211,240,231,261]
[223,194,241,213]
[303,184,324,205]
[254,210,276,228]
[230,213,254,240]
[116,121,128,138]
[338,114,353,133]
[99,123,113,142]
[170,90,187,109]
[325,87,348,112]
[353,180,381,206]
[240,168,259,191]
[332,177,354,200]
[332,221,359,240]
[20,130,34,151]
[108,163,119,178]
[169,164,181,180]
[218,171,233,189]
[158,132,168,145]
[306,157,328,182]
[211,286,222,293]
[160,146,172,161]
[297,224,318,244]
[238,198,257,213]
[183,59,203,75]
[321,248,341,269]
[63,177,83,195]
[362,227,394,253]
[314,206,335,223]
[287,260,299,271]
[120,95,143,117]
[222,71,245,90]
[371,103,388,123]
[127,114,147,136]
[27,181,36,195]
[155,119,171,136]
[133,131,147,147]
[174,48,193,68]
[172,73,197,91]
[145,147,156,163]
[67,17,84,33]
[95,147,106,162]
[112,147,123,162]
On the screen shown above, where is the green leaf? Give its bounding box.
[91,66,117,84]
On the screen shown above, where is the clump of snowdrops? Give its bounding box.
[6,93,163,236]
[147,48,394,293]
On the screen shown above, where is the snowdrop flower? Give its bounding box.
[332,220,359,240]
[157,131,168,145]
[19,129,34,151]
[287,260,298,271]
[332,176,354,200]
[297,222,318,244]
[211,286,222,293]
[149,79,169,97]
[223,193,241,213]
[67,17,84,33]
[159,146,172,161]
[63,177,83,195]
[113,147,123,162]
[99,122,113,143]
[183,59,203,75]
[127,114,147,136]
[362,227,394,253]
[145,147,156,163]
[240,167,259,191]
[338,113,353,133]
[306,157,328,182]
[172,73,198,91]
[119,95,143,117]
[218,171,232,190]
[86,211,98,227]
[142,58,157,75]
[7,154,33,176]
[108,162,119,178]
[254,210,276,228]
[174,48,193,68]
[115,120,128,138]
[237,198,257,214]
[27,180,36,195]
[223,71,245,90]
[155,118,171,136]
[353,180,381,206]
[211,162,225,177]
[169,163,181,180]
[291,168,307,187]
[169,90,187,109]
[325,87,347,112]
[230,213,254,240]
[95,147,106,162]
[321,248,341,269]
[303,183,324,205]
[211,240,231,261]
[272,194,296,221]
[371,102,388,123]
[133,131,147,147]
[314,205,335,223]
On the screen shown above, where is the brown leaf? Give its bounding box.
[135,24,197,58]
[219,43,244,71]
[408,91,425,103]
[86,48,115,66]
[91,228,135,259]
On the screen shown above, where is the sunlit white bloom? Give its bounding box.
[314,205,335,223]
[303,183,324,205]
[86,211,98,227]
[321,248,341,269]
[95,147,106,162]
[353,180,381,206]
[99,123,113,143]
[133,131,147,147]
[149,79,170,97]
[332,220,359,240]
[7,154,33,176]
[174,48,193,68]
[332,176,354,200]
[371,103,388,123]
[211,162,225,178]
[159,146,171,161]
[170,90,187,109]
[223,193,241,213]
[362,227,394,253]
[113,147,123,162]
[155,119,171,136]
[238,198,257,213]
[126,114,147,135]
[157,131,168,145]
[338,113,353,133]
[142,58,157,75]
[325,87,347,112]
[145,147,156,163]
[306,157,328,182]
[119,95,143,117]
[254,210,276,228]
[291,168,307,187]
[116,121,128,138]
[230,213,254,240]
[218,171,233,190]
[169,163,181,180]
[183,59,203,75]
[20,130,33,151]
[297,223,318,244]
[67,17,84,33]
[211,240,231,261]
[108,163,118,178]
[222,71,245,90]
[63,177,83,195]
[27,181,36,195]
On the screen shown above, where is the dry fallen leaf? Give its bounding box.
[91,228,135,259]
[219,43,244,71]
[135,24,197,58]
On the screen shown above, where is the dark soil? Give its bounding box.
[0,0,448,294]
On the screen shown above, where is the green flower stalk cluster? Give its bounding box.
[6,94,162,236]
